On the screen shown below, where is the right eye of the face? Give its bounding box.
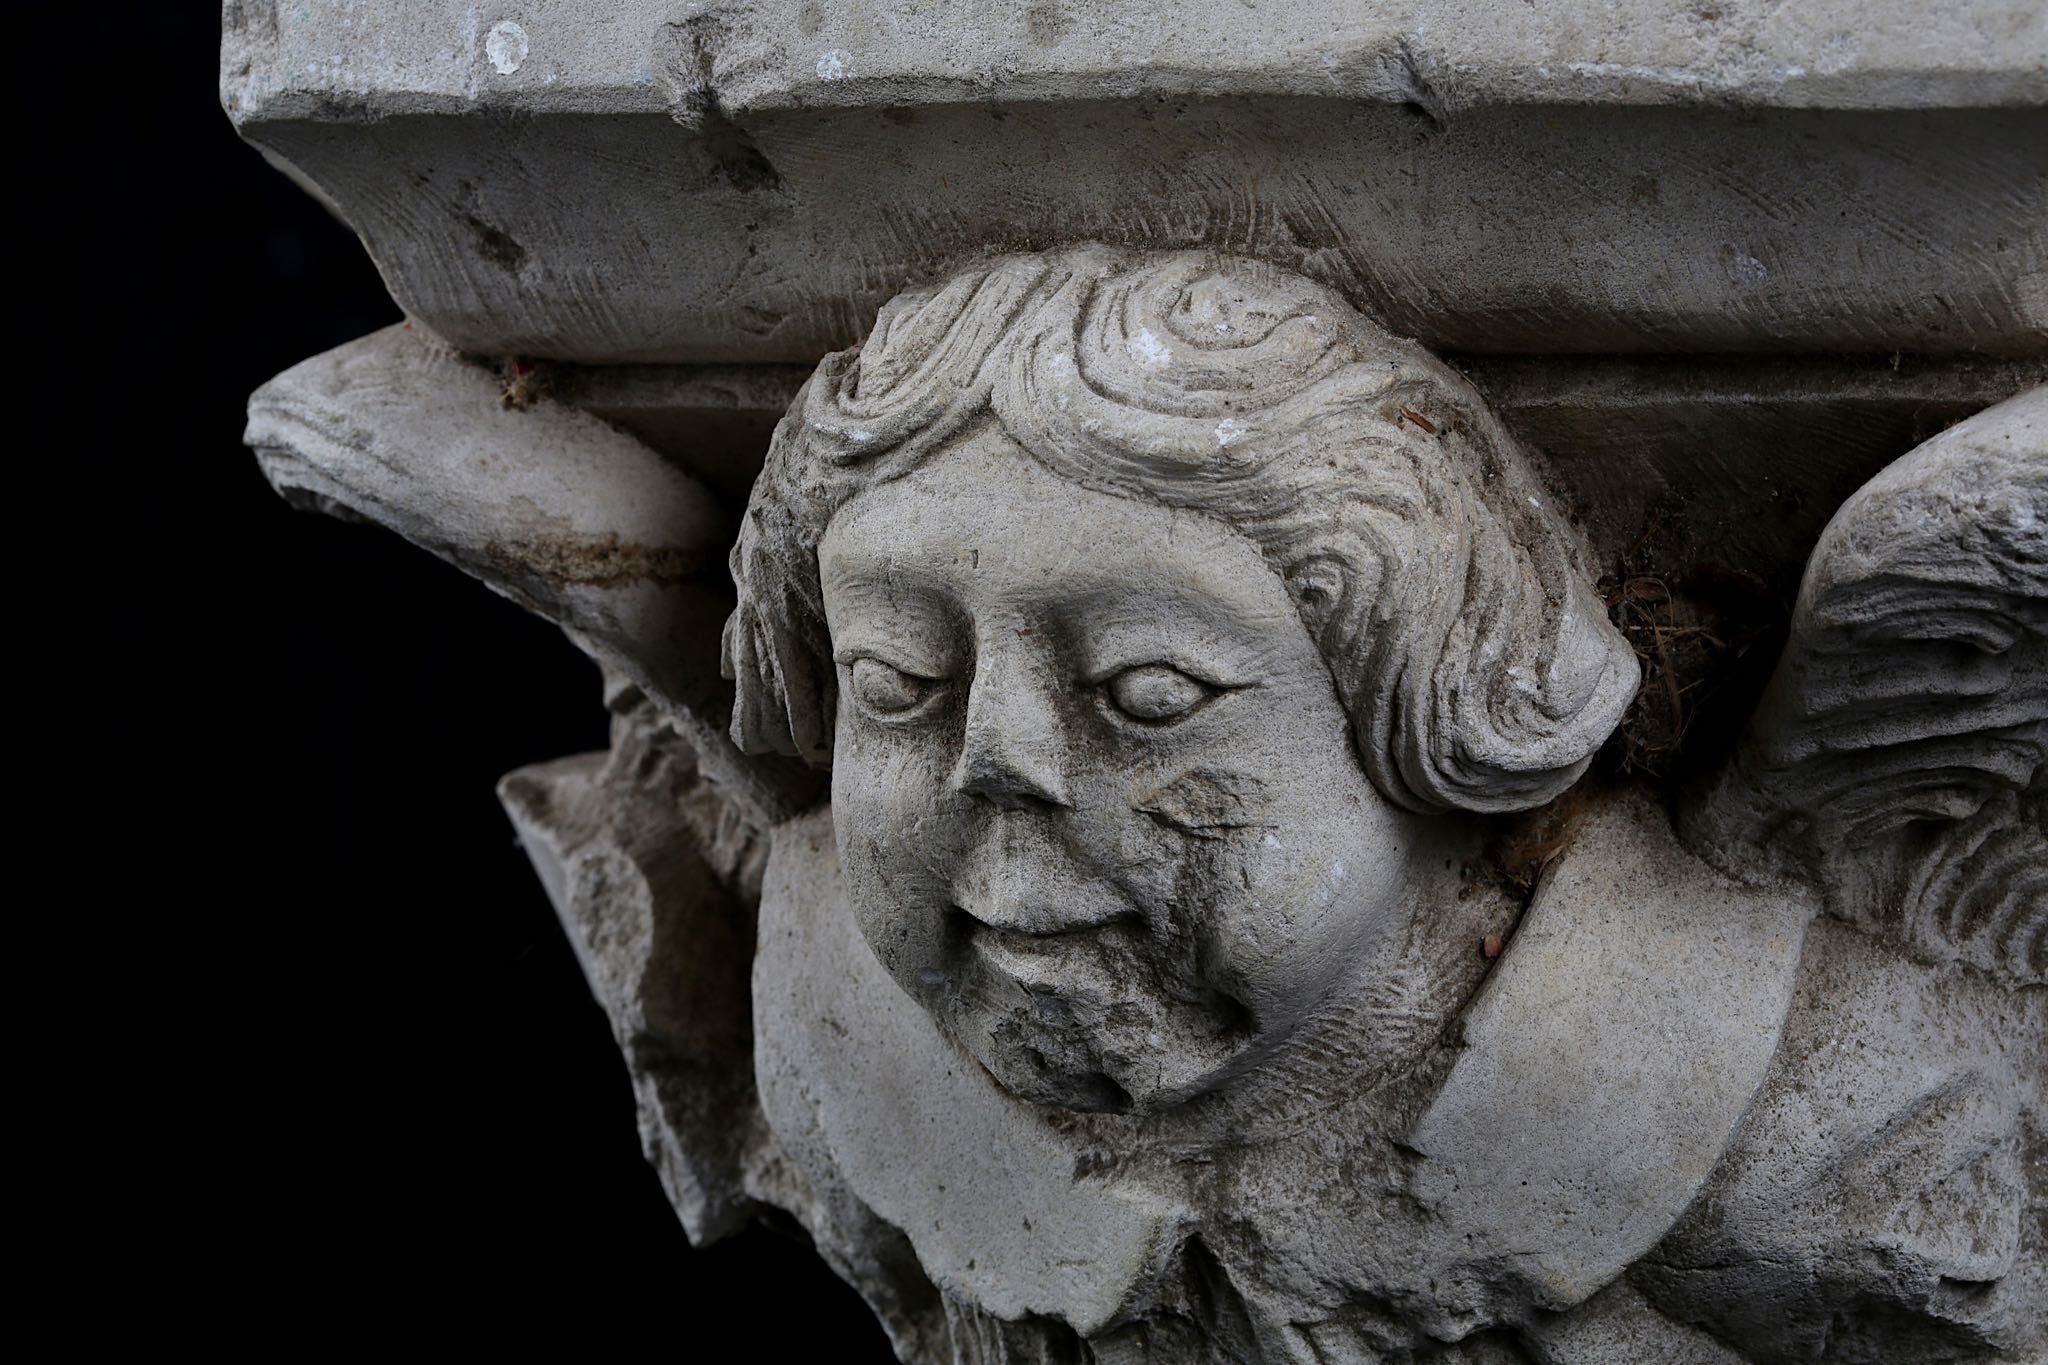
[1105,663,1218,724]
[846,656,939,718]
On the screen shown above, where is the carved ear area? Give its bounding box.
[246,322,817,823]
[721,400,841,769]
[719,577,836,768]
[1397,398,1642,816]
[1353,550,1640,817]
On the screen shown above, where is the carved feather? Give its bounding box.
[1689,386,2046,985]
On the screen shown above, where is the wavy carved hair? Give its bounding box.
[722,247,1638,814]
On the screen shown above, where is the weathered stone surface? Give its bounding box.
[510,250,2048,1358]
[223,3,2047,363]
[1407,797,1811,1314]
[528,351,2048,599]
[1692,383,2048,984]
[247,321,816,821]
[220,0,2048,116]
[232,8,2047,1358]
[500,681,769,1242]
[1640,916,2046,1361]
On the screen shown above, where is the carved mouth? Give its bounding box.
[947,894,1137,939]
[948,903,1138,977]
[938,904,1260,1115]
[965,920,1101,977]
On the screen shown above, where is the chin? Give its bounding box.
[948,985,1261,1116]
[979,1047,1138,1114]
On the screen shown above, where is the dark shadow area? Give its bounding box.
[70,7,895,1355]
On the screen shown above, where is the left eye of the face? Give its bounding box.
[847,656,938,717]
[1105,664,1217,724]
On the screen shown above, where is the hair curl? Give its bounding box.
[722,247,1637,814]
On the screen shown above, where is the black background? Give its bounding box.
[78,7,896,1353]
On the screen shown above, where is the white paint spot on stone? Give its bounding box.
[1132,327,1171,370]
[817,48,853,80]
[1263,833,1281,849]
[850,429,874,444]
[485,20,529,75]
[1215,417,1247,448]
[1727,250,1770,287]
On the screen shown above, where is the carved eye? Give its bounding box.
[1106,664,1216,724]
[847,657,937,717]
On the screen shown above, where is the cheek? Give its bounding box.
[1143,695,1413,1020]
[1258,788,1408,942]
[1224,781,1416,1024]
[831,721,965,982]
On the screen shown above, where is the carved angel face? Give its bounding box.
[820,424,1432,1112]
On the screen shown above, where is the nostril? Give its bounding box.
[966,780,1073,814]
[952,721,1073,809]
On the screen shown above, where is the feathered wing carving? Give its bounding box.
[1690,385,2046,984]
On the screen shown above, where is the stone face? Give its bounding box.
[234,8,2046,1361]
[724,248,1634,1131]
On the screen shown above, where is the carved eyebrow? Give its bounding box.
[1071,608,1277,689]
[830,646,950,681]
[825,624,960,679]
[819,572,968,677]
[1079,654,1252,690]
[820,536,994,593]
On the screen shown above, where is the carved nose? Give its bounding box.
[951,656,1072,810]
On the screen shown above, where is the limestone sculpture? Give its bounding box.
[248,241,2044,1362]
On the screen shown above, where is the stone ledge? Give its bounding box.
[222,4,2048,364]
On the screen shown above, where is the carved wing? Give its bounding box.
[1690,385,2046,984]
[245,322,818,826]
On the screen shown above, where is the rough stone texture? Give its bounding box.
[523,351,2048,600]
[220,0,2048,115]
[1639,916,2045,1362]
[232,8,2046,1361]
[1692,384,2048,984]
[222,3,2047,363]
[246,322,817,821]
[500,678,768,1242]
[1406,798,1811,1314]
